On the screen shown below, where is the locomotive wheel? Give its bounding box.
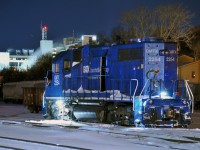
[107,110,116,124]
[29,106,34,113]
[98,110,107,123]
[34,107,40,113]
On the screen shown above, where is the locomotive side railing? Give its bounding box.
[139,79,150,97]
[130,79,138,111]
[44,70,52,87]
[185,80,194,113]
[63,75,138,102]
[130,79,138,100]
[138,79,194,113]
[139,79,172,99]
[172,80,194,112]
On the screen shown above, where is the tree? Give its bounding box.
[121,6,156,39]
[155,4,193,41]
[26,53,52,80]
[184,26,200,60]
[118,4,193,46]
[97,32,111,45]
[0,68,27,83]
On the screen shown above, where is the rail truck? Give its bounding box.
[2,81,44,111]
[43,38,194,127]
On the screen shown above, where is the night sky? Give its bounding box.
[0,0,200,51]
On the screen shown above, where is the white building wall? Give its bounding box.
[0,52,10,70]
[40,40,53,54]
[81,35,97,46]
[9,58,28,70]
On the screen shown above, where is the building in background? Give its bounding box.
[53,35,96,56]
[0,52,9,70]
[40,25,53,55]
[81,35,97,46]
[10,49,34,68]
[0,25,53,70]
[40,40,53,54]
[0,49,35,70]
[178,60,200,83]
[63,37,81,50]
[178,55,194,66]
[0,25,98,70]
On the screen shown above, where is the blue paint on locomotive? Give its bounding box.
[43,39,193,127]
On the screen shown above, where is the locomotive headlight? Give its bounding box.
[55,100,64,107]
[138,110,142,114]
[160,91,167,98]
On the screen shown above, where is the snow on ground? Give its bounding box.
[26,119,89,127]
[0,101,200,150]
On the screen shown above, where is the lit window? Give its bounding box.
[192,71,195,78]
[52,64,55,72]
[64,60,71,71]
[55,63,59,73]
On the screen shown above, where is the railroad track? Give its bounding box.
[0,136,91,150]
[77,123,200,150]
[0,120,200,150]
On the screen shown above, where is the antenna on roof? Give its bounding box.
[41,21,48,40]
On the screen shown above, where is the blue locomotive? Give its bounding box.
[43,38,194,127]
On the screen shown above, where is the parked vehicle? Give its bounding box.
[23,81,44,113]
[3,81,44,113]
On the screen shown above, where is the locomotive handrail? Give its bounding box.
[130,79,138,111]
[64,75,133,101]
[139,79,150,97]
[44,70,52,86]
[130,79,138,100]
[64,75,111,100]
[42,91,45,108]
[172,80,194,113]
[185,80,194,113]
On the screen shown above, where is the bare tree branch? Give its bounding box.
[119,4,194,47]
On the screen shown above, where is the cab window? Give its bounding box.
[55,63,60,73]
[64,60,71,71]
[52,63,59,73]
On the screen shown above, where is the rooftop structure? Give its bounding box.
[0,49,35,70]
[0,52,9,70]
[81,35,97,46]
[40,40,53,55]
[41,25,48,40]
